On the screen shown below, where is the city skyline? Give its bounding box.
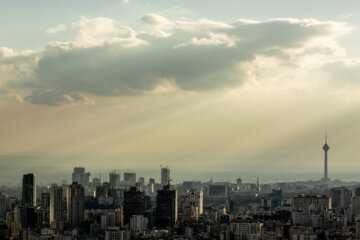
[1,1,360,182]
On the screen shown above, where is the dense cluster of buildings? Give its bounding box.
[2,137,360,239]
[2,167,360,239]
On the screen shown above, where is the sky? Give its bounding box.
[1,0,360,184]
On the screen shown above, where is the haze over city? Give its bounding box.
[1,0,360,184]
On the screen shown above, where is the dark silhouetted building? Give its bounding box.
[67,182,84,228]
[124,186,145,225]
[22,173,36,207]
[155,184,177,229]
[41,193,50,208]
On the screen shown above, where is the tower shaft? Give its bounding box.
[324,150,328,179]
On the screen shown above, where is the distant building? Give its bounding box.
[123,186,145,225]
[109,172,120,188]
[72,167,85,186]
[208,183,228,197]
[138,177,145,187]
[124,172,136,186]
[130,215,148,231]
[85,172,91,187]
[67,182,85,227]
[161,167,170,186]
[182,181,201,190]
[236,178,242,186]
[50,185,63,225]
[330,187,351,210]
[149,178,155,185]
[180,189,203,216]
[155,183,178,229]
[292,195,331,213]
[22,173,36,207]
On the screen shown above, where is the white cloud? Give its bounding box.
[46,24,67,34]
[72,16,145,47]
[0,15,354,106]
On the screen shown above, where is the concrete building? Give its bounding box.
[72,167,85,186]
[180,189,203,216]
[292,195,331,213]
[50,185,63,225]
[124,172,136,186]
[230,221,262,240]
[161,167,170,186]
[124,186,145,225]
[155,183,178,229]
[109,171,120,189]
[67,182,85,227]
[130,215,148,231]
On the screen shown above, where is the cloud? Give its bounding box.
[322,59,360,86]
[47,24,67,34]
[72,16,145,47]
[0,15,352,106]
[23,89,94,106]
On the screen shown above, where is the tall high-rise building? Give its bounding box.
[22,173,36,207]
[155,183,178,229]
[72,167,85,186]
[0,193,6,220]
[123,186,145,225]
[161,167,170,186]
[50,185,63,224]
[124,172,136,186]
[149,178,155,185]
[138,177,145,187]
[85,172,91,187]
[67,182,85,227]
[323,132,330,180]
[109,171,120,188]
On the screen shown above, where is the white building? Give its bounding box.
[130,215,148,231]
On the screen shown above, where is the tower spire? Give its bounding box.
[322,131,330,181]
